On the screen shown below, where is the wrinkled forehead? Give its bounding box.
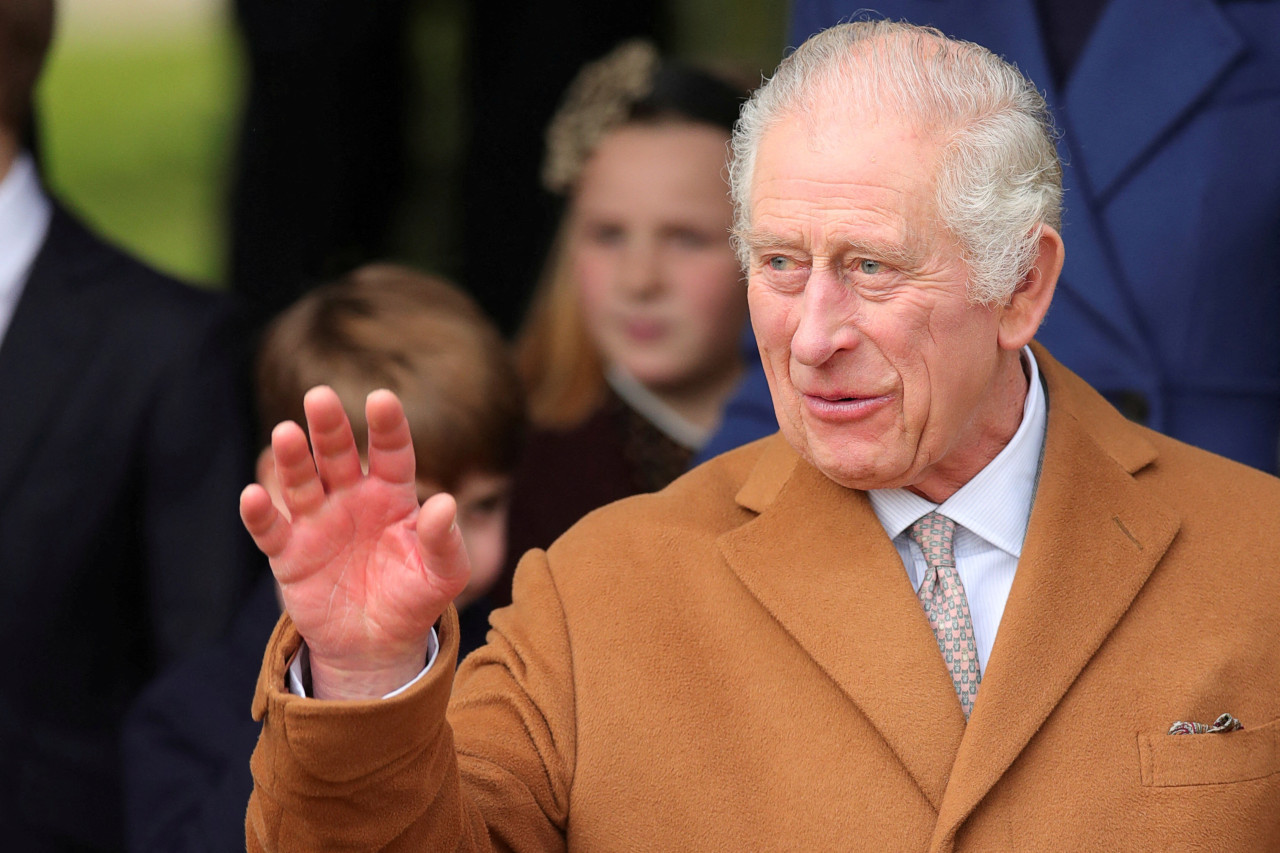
[749,104,945,219]
[788,64,950,149]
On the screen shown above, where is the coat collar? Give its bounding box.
[1063,0,1243,201]
[719,345,1180,834]
[721,440,968,811]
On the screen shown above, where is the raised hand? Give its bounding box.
[240,387,470,699]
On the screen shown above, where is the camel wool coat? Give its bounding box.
[247,345,1280,852]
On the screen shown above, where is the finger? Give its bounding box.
[270,420,326,518]
[303,386,364,493]
[365,389,417,487]
[417,492,471,593]
[240,483,291,560]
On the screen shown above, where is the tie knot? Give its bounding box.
[909,511,956,568]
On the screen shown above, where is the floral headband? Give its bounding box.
[541,39,747,194]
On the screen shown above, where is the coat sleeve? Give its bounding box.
[246,548,575,853]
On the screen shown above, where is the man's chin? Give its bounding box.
[793,439,912,492]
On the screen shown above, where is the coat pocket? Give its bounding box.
[1138,715,1280,787]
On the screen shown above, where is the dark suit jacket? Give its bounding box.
[0,206,257,851]
[701,0,1280,474]
[122,574,277,853]
[121,575,495,853]
[245,346,1280,851]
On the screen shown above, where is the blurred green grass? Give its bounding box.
[35,22,242,289]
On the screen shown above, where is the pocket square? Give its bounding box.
[1167,713,1243,735]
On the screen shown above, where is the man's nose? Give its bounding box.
[790,268,859,366]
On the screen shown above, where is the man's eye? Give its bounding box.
[858,259,882,275]
[767,255,796,271]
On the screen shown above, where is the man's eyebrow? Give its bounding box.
[735,228,924,268]
[840,238,923,268]
[735,228,802,252]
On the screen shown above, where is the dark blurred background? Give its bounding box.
[37,0,789,334]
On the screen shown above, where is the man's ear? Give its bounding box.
[997,224,1063,351]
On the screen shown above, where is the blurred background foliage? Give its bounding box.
[35,0,788,291]
[37,1,242,288]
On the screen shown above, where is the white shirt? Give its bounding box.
[868,347,1047,674]
[0,152,54,348]
[291,348,1047,697]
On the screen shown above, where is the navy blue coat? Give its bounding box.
[708,0,1280,473]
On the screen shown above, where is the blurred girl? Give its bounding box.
[508,40,751,566]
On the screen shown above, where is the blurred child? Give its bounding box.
[121,263,525,853]
[507,41,752,580]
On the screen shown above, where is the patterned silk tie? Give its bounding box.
[909,511,982,718]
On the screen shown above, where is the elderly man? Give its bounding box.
[242,21,1280,852]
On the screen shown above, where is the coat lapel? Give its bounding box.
[719,438,967,811]
[930,351,1181,849]
[0,209,100,505]
[1064,0,1243,200]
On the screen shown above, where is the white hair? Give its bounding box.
[729,20,1062,305]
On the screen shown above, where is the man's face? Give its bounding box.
[743,107,1026,499]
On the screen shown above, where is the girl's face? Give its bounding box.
[568,122,747,400]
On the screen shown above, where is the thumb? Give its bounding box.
[417,492,471,595]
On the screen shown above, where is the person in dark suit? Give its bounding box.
[0,3,257,849]
[706,0,1280,474]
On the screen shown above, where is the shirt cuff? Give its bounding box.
[286,628,440,699]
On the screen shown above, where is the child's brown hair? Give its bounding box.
[256,263,525,491]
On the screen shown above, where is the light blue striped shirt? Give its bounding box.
[868,347,1047,676]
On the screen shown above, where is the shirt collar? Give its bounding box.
[0,152,53,342]
[868,346,1047,558]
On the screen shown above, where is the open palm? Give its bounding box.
[240,387,470,699]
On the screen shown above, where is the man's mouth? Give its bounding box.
[801,392,891,419]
